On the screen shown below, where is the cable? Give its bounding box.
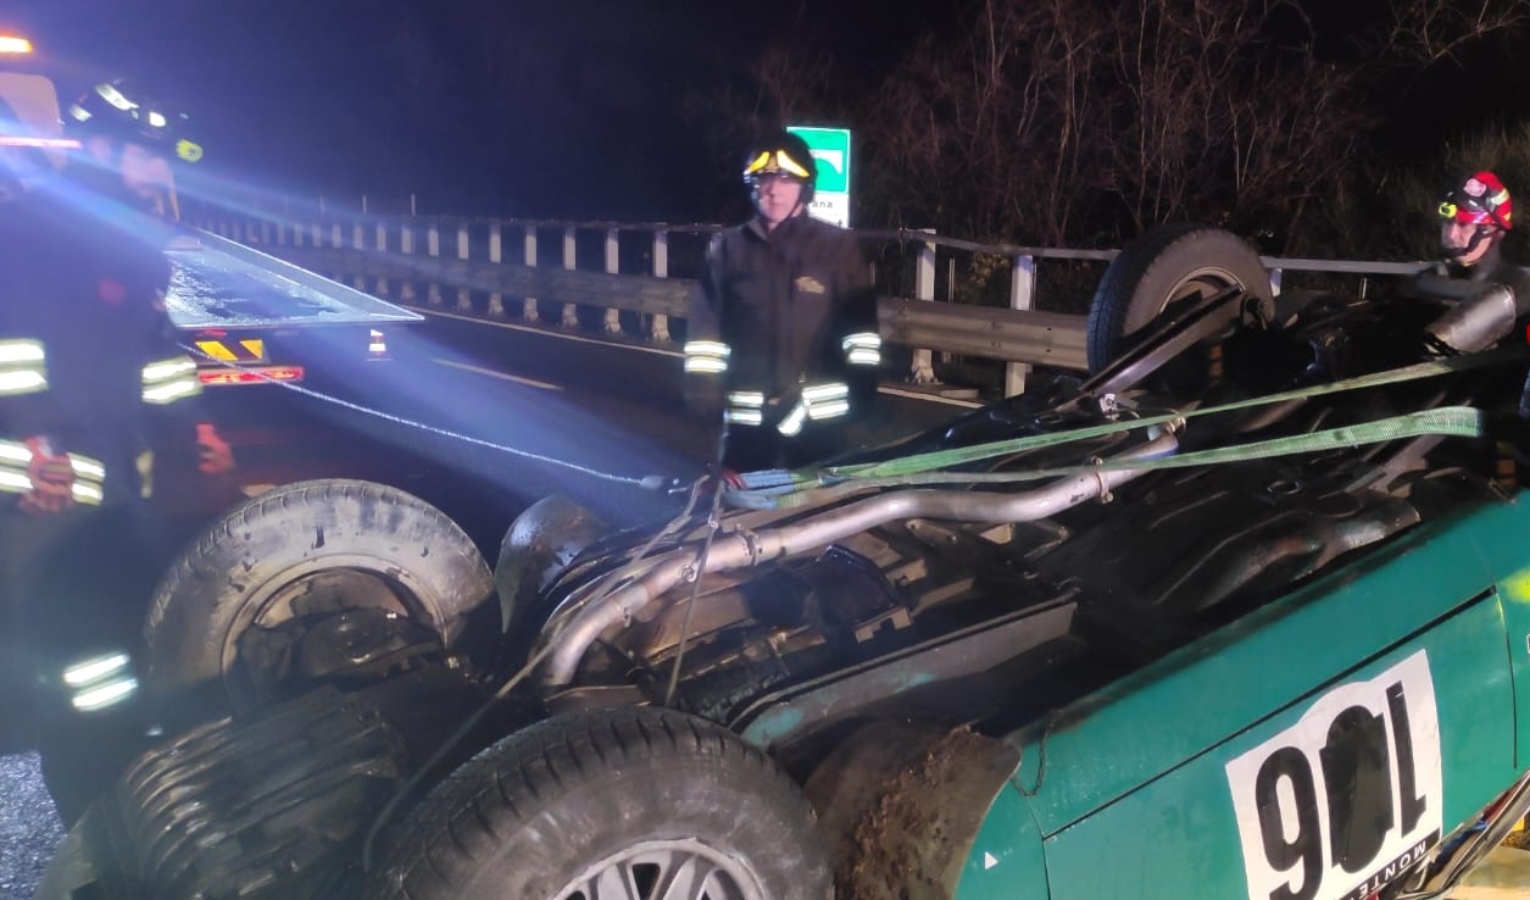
[181,345,667,489]
[359,640,556,874]
[663,478,725,707]
[661,420,736,706]
[359,470,713,873]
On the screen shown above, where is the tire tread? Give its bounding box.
[373,707,827,900]
[142,478,493,702]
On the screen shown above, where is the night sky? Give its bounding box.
[8,0,934,222]
[6,1,1527,227]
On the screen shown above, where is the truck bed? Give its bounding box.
[165,230,423,330]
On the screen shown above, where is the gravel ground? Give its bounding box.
[0,754,62,900]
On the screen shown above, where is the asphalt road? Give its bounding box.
[0,308,977,896]
[0,755,59,900]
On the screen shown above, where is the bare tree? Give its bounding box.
[710,0,1530,255]
[1375,0,1530,68]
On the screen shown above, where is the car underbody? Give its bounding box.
[37,224,1530,900]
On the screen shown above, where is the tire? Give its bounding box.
[142,478,494,712]
[370,707,832,900]
[1086,223,1274,373]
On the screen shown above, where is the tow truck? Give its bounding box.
[0,33,425,823]
[0,35,423,394]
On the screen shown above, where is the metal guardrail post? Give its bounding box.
[457,224,472,312]
[1269,267,1283,297]
[562,227,579,328]
[910,229,940,385]
[374,222,390,297]
[651,229,671,342]
[400,223,416,304]
[260,218,271,245]
[330,221,343,253]
[523,227,539,322]
[310,220,322,250]
[1007,254,1035,397]
[604,228,623,334]
[488,223,505,317]
[426,223,443,307]
[350,219,366,291]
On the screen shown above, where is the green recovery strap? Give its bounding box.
[831,346,1525,482]
[733,406,1487,511]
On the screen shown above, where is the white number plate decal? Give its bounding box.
[1226,650,1443,900]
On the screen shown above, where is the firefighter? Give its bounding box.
[1435,170,1530,300]
[0,97,228,823]
[683,130,882,473]
[60,79,233,480]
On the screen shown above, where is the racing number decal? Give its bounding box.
[1225,650,1442,900]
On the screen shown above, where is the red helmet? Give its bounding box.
[1440,171,1513,231]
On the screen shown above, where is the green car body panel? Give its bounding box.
[955,495,1530,900]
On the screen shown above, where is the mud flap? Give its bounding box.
[806,721,1022,899]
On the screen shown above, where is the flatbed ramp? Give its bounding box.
[164,229,423,330]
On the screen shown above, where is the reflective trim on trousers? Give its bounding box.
[842,332,882,367]
[725,389,766,426]
[779,382,850,436]
[141,356,202,405]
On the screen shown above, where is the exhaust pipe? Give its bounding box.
[538,430,1180,687]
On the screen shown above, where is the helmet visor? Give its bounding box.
[745,148,812,180]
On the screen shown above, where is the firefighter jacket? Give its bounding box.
[0,178,205,506]
[684,213,881,436]
[1428,242,1530,316]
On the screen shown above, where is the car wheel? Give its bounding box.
[1085,223,1274,377]
[370,707,832,900]
[142,478,494,719]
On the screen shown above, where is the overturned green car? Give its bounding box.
[37,224,1530,899]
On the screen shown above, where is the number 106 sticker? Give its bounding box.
[1226,650,1443,900]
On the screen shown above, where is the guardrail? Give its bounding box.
[187,207,1437,398]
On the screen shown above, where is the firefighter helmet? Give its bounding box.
[1439,171,1513,231]
[742,130,818,200]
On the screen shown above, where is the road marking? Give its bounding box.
[432,358,564,391]
[418,307,989,408]
[412,307,682,357]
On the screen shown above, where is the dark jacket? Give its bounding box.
[0,175,203,503]
[1431,243,1530,314]
[685,213,879,425]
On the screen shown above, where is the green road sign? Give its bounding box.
[788,126,851,194]
[788,125,852,227]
